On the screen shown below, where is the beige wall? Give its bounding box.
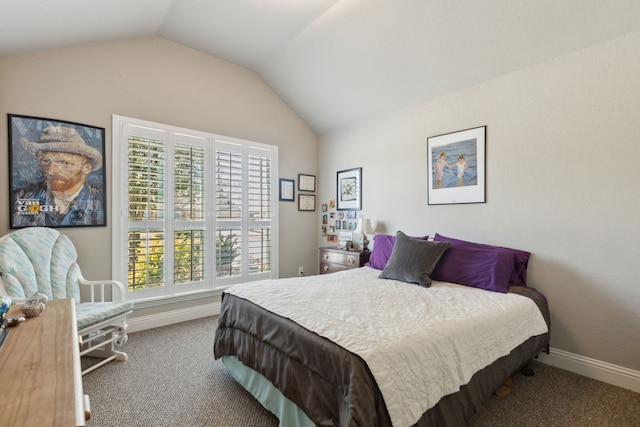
[0,37,319,315]
[319,31,640,371]
[2,31,638,375]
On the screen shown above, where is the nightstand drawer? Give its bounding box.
[320,261,351,274]
[320,250,360,267]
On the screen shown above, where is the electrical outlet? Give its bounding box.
[298,266,304,276]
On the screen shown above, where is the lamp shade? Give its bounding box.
[355,219,373,234]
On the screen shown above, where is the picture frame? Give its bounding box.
[427,126,486,205]
[336,167,362,211]
[298,194,316,211]
[279,178,295,201]
[8,114,107,228]
[298,173,316,192]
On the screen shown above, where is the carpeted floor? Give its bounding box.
[82,316,640,427]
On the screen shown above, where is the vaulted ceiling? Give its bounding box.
[2,0,640,134]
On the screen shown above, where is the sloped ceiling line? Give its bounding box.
[2,0,640,134]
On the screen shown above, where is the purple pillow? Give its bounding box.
[430,243,515,293]
[365,234,428,270]
[434,233,530,287]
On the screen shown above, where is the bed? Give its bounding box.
[214,232,550,427]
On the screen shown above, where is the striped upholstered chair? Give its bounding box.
[0,227,133,375]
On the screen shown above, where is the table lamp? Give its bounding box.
[355,219,373,252]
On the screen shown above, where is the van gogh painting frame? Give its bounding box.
[427,126,486,205]
[8,114,107,228]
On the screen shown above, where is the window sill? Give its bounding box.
[131,288,224,310]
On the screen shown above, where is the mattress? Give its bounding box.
[214,267,550,426]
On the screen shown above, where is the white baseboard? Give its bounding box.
[126,302,221,333]
[538,347,640,393]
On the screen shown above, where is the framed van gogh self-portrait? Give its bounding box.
[336,167,362,211]
[427,126,486,205]
[8,114,107,228]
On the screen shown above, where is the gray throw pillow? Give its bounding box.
[379,231,450,287]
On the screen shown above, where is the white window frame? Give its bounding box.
[112,115,279,304]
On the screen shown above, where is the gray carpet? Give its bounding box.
[83,316,640,427]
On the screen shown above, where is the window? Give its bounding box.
[112,116,278,302]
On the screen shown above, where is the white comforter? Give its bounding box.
[226,267,548,427]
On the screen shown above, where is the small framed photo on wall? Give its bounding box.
[298,194,316,211]
[298,174,316,192]
[279,178,295,201]
[337,167,362,211]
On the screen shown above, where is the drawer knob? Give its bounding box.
[323,254,329,260]
[323,265,329,271]
[348,257,356,264]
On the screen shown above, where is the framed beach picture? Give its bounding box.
[336,167,362,211]
[427,126,486,205]
[8,114,106,228]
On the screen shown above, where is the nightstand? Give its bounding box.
[319,247,370,274]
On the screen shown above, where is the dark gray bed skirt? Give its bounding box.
[214,286,550,427]
[414,333,548,426]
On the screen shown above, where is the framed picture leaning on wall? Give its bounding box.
[8,114,107,228]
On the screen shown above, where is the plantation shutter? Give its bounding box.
[173,138,207,286]
[124,126,211,296]
[215,144,243,278]
[215,141,273,280]
[247,153,272,274]
[113,116,278,301]
[127,132,166,291]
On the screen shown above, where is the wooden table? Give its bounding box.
[0,298,87,426]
